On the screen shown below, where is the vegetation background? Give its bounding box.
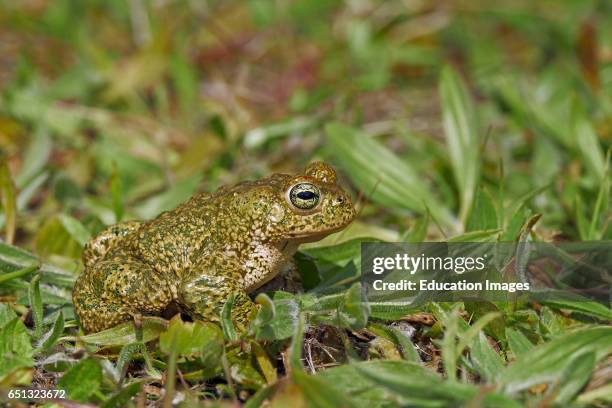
[0,0,610,407]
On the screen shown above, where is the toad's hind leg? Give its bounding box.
[73,253,174,333]
[83,221,142,269]
[178,257,258,331]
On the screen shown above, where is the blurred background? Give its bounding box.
[0,2,611,404]
[0,0,610,268]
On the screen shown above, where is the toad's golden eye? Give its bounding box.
[288,183,320,210]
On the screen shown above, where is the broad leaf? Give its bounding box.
[0,305,34,381]
[58,358,103,402]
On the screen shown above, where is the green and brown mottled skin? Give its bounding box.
[72,162,355,333]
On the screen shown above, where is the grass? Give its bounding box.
[0,0,611,407]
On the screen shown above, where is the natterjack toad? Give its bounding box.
[72,162,355,333]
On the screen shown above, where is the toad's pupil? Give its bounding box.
[297,191,316,200]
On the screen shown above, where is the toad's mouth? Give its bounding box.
[285,223,350,242]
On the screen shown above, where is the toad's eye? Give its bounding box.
[288,183,320,210]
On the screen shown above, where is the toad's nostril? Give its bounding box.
[337,196,344,203]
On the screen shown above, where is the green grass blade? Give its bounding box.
[0,156,17,245]
[116,342,146,380]
[448,228,501,242]
[553,351,595,404]
[0,264,39,285]
[387,325,421,363]
[440,65,481,225]
[571,100,606,182]
[505,328,533,359]
[577,383,612,405]
[468,331,505,382]
[455,312,502,365]
[28,273,43,339]
[220,294,238,342]
[15,128,52,188]
[37,311,64,352]
[353,360,477,405]
[466,187,498,232]
[110,163,124,223]
[588,151,610,239]
[440,305,460,381]
[325,122,454,227]
[540,300,612,321]
[58,214,92,247]
[402,213,430,243]
[288,313,306,372]
[499,326,612,394]
[575,196,589,240]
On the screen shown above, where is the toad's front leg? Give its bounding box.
[177,257,258,331]
[253,258,303,294]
